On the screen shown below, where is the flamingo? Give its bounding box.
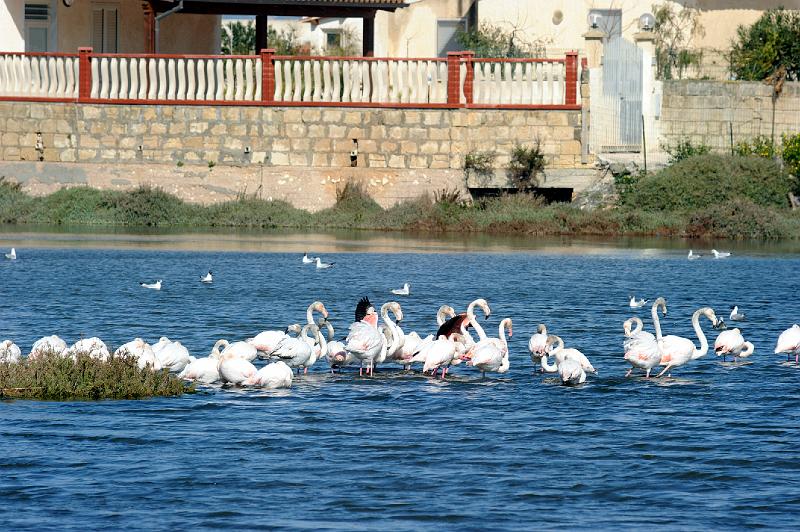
[152,337,191,372]
[244,360,293,388]
[380,302,406,367]
[217,352,257,385]
[65,337,110,361]
[345,297,385,376]
[714,328,754,362]
[420,299,489,372]
[774,324,800,363]
[114,338,161,370]
[421,336,458,378]
[397,305,455,369]
[29,335,68,358]
[0,340,21,363]
[656,307,718,377]
[468,318,512,378]
[558,357,586,385]
[179,351,221,384]
[528,324,548,363]
[272,323,324,374]
[543,335,597,375]
[622,315,661,378]
[218,339,258,362]
[320,319,352,371]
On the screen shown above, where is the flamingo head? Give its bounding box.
[285,323,302,335]
[536,324,547,334]
[623,319,633,336]
[438,305,456,321]
[363,313,379,327]
[389,302,403,323]
[312,301,329,318]
[654,297,667,316]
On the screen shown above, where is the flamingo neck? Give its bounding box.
[741,341,755,357]
[382,308,403,357]
[631,317,643,335]
[540,354,558,373]
[498,320,510,351]
[691,310,710,359]
[467,301,488,341]
[437,307,455,326]
[460,320,475,347]
[363,313,378,327]
[651,302,664,341]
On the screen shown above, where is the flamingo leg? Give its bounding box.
[624,368,633,377]
[645,368,651,379]
[656,365,672,378]
[304,367,308,375]
[796,353,799,364]
[359,367,364,377]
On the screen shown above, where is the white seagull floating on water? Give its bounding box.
[729,305,746,321]
[712,249,731,259]
[140,280,162,290]
[302,253,317,264]
[687,250,701,260]
[629,295,648,308]
[392,283,410,296]
[315,257,334,269]
[201,271,213,283]
[5,248,16,260]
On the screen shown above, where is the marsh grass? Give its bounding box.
[0,351,191,400]
[0,178,797,239]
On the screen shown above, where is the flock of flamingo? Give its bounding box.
[2,293,800,389]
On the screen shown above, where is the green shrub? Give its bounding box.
[729,8,800,82]
[685,198,791,239]
[104,185,191,226]
[506,141,545,187]
[0,352,190,400]
[623,154,796,211]
[664,138,711,164]
[783,132,800,177]
[734,135,777,158]
[464,150,496,176]
[26,186,114,225]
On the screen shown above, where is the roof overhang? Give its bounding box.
[149,0,409,16]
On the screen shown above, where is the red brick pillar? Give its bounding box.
[446,51,462,106]
[565,51,578,106]
[261,48,275,103]
[462,51,474,105]
[78,47,92,102]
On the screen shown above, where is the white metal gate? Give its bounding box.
[590,38,643,153]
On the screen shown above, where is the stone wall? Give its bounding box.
[0,101,587,209]
[660,81,800,151]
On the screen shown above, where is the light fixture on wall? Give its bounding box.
[638,12,656,32]
[587,12,602,30]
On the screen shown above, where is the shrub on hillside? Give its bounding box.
[686,198,791,239]
[622,154,796,211]
[664,138,711,164]
[734,135,777,158]
[104,185,191,226]
[783,132,800,177]
[729,8,800,82]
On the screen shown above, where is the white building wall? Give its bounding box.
[0,0,25,52]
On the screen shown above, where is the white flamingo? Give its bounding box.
[543,335,597,375]
[65,337,110,361]
[217,339,258,362]
[0,340,21,363]
[656,307,718,377]
[468,318,513,377]
[30,335,68,358]
[558,357,586,385]
[217,352,257,385]
[714,328,754,362]
[528,324,548,363]
[421,336,457,378]
[775,324,800,363]
[114,338,161,370]
[272,323,324,374]
[345,297,384,376]
[319,319,353,371]
[152,337,191,373]
[180,351,221,384]
[244,361,293,388]
[399,305,455,368]
[622,301,664,378]
[418,299,489,371]
[380,302,406,367]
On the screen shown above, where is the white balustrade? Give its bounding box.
[471,59,568,105]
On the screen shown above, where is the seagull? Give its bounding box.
[4,248,16,260]
[730,305,746,321]
[140,280,162,290]
[629,295,648,308]
[302,253,317,264]
[201,271,213,283]
[392,283,410,296]
[687,250,701,260]
[713,316,728,330]
[315,257,334,269]
[712,249,731,259]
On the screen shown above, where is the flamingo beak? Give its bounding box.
[508,328,513,337]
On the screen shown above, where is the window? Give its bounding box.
[92,3,119,53]
[24,3,49,52]
[437,19,466,57]
[588,9,622,41]
[325,30,342,50]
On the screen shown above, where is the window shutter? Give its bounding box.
[92,8,104,51]
[104,8,118,53]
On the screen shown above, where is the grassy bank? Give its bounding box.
[2,154,799,239]
[0,352,191,400]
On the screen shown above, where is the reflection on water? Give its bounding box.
[2,224,800,254]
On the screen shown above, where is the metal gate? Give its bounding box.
[590,38,643,153]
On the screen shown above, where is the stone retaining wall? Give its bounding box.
[660,81,800,151]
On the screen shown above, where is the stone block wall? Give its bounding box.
[0,102,583,171]
[660,81,800,151]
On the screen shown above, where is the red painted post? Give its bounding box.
[261,48,275,103]
[446,51,462,106]
[461,51,475,105]
[565,51,578,106]
[78,47,92,102]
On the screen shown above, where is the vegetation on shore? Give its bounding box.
[0,352,191,400]
[1,152,799,240]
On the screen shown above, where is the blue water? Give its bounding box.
[2,242,800,530]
